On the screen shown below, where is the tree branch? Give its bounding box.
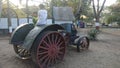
[97,0,100,14]
[92,0,97,18]
[98,0,106,14]
[0,0,2,17]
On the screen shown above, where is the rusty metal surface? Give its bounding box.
[22,26,43,50]
[10,23,34,45]
[22,24,64,50]
[53,7,75,21]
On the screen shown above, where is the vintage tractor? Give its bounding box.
[10,7,89,68]
[10,23,66,68]
[10,23,89,68]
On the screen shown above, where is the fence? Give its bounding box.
[0,18,52,35]
[0,18,33,29]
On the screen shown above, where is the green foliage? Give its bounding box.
[106,2,120,26]
[106,15,116,24]
[84,8,94,23]
[87,29,100,40]
[48,0,91,20]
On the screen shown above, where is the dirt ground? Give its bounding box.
[0,28,120,68]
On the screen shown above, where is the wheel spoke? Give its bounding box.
[83,39,87,45]
[49,56,56,65]
[51,34,55,44]
[84,40,88,46]
[47,58,51,66]
[51,57,54,65]
[82,43,85,48]
[47,35,52,45]
[39,45,48,50]
[57,41,64,47]
[18,48,22,52]
[54,34,58,44]
[19,49,25,54]
[43,40,50,47]
[56,38,61,45]
[23,50,28,56]
[43,56,50,66]
[53,54,57,63]
[38,51,48,55]
[40,54,49,61]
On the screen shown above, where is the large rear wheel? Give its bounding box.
[31,31,66,68]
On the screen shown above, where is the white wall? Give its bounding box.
[0,18,33,29]
[19,18,28,25]
[0,18,53,29]
[11,18,18,28]
[0,18,8,29]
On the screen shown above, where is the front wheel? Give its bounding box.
[76,36,90,52]
[80,36,90,49]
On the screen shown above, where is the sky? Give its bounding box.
[10,0,117,7]
[98,0,117,6]
[10,0,44,7]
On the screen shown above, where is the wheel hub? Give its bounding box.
[48,44,59,57]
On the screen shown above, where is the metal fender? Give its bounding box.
[22,24,65,50]
[10,23,34,45]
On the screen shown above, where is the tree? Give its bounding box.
[107,2,120,26]
[19,0,30,23]
[26,0,29,23]
[92,0,106,23]
[117,0,120,2]
[7,0,11,27]
[0,0,2,17]
[49,0,91,21]
[74,0,91,21]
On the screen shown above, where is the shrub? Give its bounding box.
[87,29,100,40]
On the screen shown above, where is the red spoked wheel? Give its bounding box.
[31,31,66,68]
[80,37,89,50]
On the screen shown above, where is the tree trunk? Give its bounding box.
[26,0,29,23]
[7,0,11,26]
[92,0,106,30]
[0,0,2,17]
[92,0,106,23]
[75,0,82,20]
[7,0,12,34]
[95,15,100,22]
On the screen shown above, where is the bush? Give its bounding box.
[87,29,100,40]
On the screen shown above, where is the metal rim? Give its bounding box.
[80,37,89,49]
[36,31,66,68]
[13,45,31,59]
